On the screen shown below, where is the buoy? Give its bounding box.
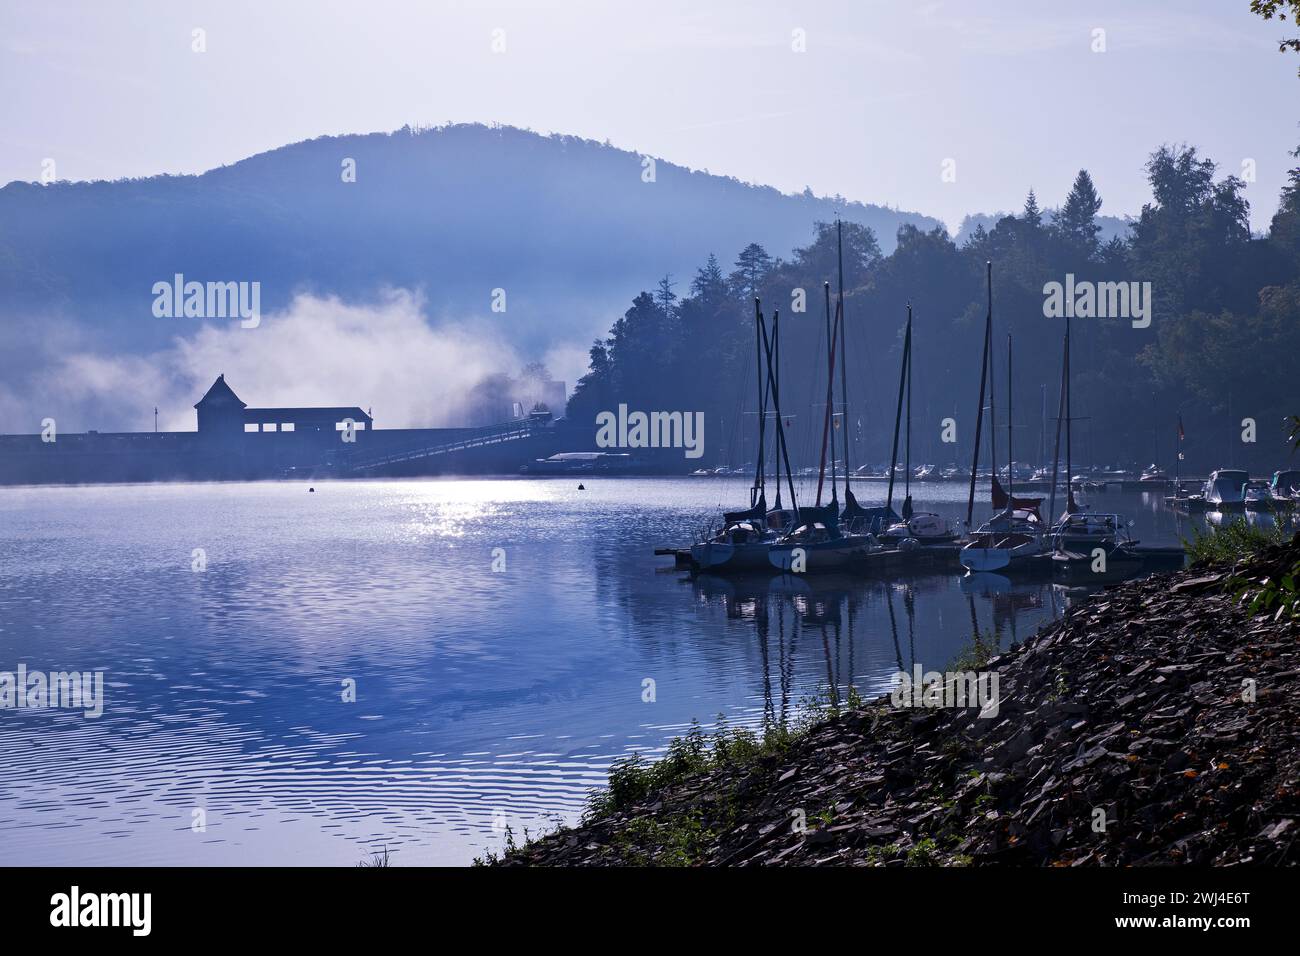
[577,483,586,490]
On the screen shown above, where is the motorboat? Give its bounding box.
[1097,467,1137,483]
[959,508,1046,573]
[1244,481,1277,512]
[1270,469,1300,502]
[1202,468,1249,510]
[521,452,636,474]
[1139,463,1168,483]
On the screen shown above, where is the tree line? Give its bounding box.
[567,143,1300,473]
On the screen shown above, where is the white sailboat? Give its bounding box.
[960,305,1046,573]
[961,508,1047,572]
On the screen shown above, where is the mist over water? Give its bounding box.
[0,479,1196,865]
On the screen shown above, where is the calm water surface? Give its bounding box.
[0,478,1209,865]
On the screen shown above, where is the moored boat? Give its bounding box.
[1244,480,1277,512]
[768,506,881,573]
[1270,469,1300,502]
[879,511,958,545]
[1203,468,1249,511]
[959,508,1046,572]
[691,506,797,571]
[961,325,1048,573]
[685,297,802,574]
[1139,463,1168,483]
[1050,511,1141,577]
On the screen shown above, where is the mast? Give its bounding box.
[1065,312,1073,512]
[989,303,998,492]
[1006,332,1014,508]
[752,298,767,507]
[815,281,839,507]
[965,262,993,526]
[836,219,855,497]
[760,305,799,512]
[904,304,912,518]
[887,305,911,514]
[1049,322,1067,523]
[826,283,838,506]
[1040,385,1046,467]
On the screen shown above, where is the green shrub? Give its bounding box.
[1184,518,1289,565]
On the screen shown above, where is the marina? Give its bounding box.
[661,257,1235,588]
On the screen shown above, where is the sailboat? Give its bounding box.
[829,221,894,538]
[769,229,881,574]
[1051,510,1141,576]
[1045,306,1140,576]
[691,300,798,572]
[960,266,1047,573]
[878,304,957,546]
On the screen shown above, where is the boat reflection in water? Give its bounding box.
[1200,506,1297,533]
[688,568,1110,715]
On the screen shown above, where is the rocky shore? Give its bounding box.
[497,539,1300,866]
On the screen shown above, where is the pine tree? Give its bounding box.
[729,243,772,300]
[690,253,727,302]
[655,274,678,318]
[1022,189,1042,227]
[1054,169,1104,250]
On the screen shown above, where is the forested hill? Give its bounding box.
[0,123,940,357]
[569,147,1300,473]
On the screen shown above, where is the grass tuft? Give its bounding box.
[356,846,391,867]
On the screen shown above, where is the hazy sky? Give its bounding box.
[1,0,1296,232]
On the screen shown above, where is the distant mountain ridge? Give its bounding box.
[0,123,943,360]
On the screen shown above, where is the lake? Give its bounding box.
[0,478,1218,865]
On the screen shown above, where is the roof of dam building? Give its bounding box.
[195,375,372,426]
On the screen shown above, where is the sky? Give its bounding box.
[1,0,1297,233]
